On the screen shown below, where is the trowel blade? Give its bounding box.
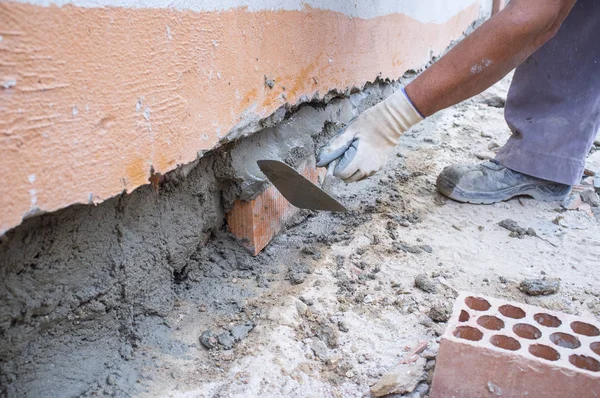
[257,160,348,212]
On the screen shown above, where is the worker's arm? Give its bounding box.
[406,0,576,116]
[317,0,577,182]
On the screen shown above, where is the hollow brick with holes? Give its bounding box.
[430,292,600,397]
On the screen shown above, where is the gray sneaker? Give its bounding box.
[436,160,571,204]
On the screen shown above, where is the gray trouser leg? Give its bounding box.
[496,0,600,186]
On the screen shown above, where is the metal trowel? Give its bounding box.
[257,159,348,212]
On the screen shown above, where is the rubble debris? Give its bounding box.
[580,189,600,207]
[315,322,339,349]
[296,300,308,315]
[287,262,312,285]
[199,330,218,350]
[552,215,568,228]
[311,338,330,361]
[217,331,236,350]
[370,357,427,397]
[498,219,536,238]
[400,341,429,364]
[562,194,583,210]
[519,278,560,296]
[299,296,314,306]
[429,302,451,323]
[337,321,349,333]
[230,322,254,341]
[414,273,438,294]
[396,242,423,254]
[420,245,433,254]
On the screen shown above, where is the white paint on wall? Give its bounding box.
[5,0,483,24]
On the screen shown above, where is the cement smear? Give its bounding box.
[0,78,406,397]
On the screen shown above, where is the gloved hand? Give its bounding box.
[316,88,423,182]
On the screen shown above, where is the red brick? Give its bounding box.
[227,161,324,255]
[431,292,600,397]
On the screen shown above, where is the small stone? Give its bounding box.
[519,278,560,296]
[370,358,427,397]
[296,300,308,315]
[338,321,349,333]
[419,245,433,254]
[488,141,500,151]
[396,242,422,254]
[217,332,235,350]
[230,323,254,342]
[299,296,314,306]
[562,194,583,210]
[425,359,436,370]
[311,339,330,361]
[288,263,311,285]
[414,383,429,395]
[414,273,438,294]
[475,152,494,160]
[363,295,374,304]
[429,302,451,323]
[552,215,568,227]
[581,190,600,207]
[358,355,366,364]
[498,219,536,238]
[199,330,218,350]
[316,322,339,348]
[582,176,595,186]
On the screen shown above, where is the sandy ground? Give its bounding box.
[141,75,600,397]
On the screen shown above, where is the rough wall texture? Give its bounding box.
[0,0,486,234]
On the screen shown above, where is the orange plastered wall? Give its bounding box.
[0,1,482,234]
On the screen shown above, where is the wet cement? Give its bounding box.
[0,79,406,397]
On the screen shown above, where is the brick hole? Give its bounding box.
[498,304,525,319]
[464,296,491,311]
[571,321,600,337]
[490,335,521,351]
[550,332,581,349]
[453,326,483,341]
[591,342,600,356]
[569,354,600,372]
[513,323,542,340]
[534,313,562,328]
[459,310,470,322]
[529,344,560,361]
[477,315,505,331]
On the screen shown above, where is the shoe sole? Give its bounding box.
[436,175,572,205]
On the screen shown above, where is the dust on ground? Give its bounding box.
[132,76,600,397]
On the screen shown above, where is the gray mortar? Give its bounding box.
[0,77,411,397]
[215,80,403,211]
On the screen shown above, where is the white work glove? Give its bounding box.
[317,88,423,182]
